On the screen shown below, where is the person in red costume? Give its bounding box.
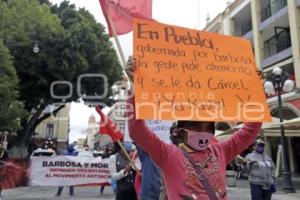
[125,56,263,200]
[0,153,28,199]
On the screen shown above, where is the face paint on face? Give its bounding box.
[179,128,213,151]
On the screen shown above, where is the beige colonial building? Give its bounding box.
[91,79,128,150]
[107,80,128,133]
[84,112,119,150]
[35,103,70,154]
[205,0,300,173]
[76,138,86,149]
[85,113,100,149]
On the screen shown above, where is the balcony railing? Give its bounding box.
[264,28,291,58]
[261,0,287,22]
[241,20,252,35]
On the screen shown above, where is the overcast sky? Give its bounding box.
[49,0,229,143]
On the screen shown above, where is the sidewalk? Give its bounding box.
[2,177,300,200]
[227,186,300,200]
[1,186,115,200]
[227,176,300,200]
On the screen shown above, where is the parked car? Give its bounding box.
[30,148,56,157]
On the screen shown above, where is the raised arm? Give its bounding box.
[125,56,171,167]
[217,122,262,164]
[108,155,127,181]
[127,97,170,167]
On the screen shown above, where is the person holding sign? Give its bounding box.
[125,56,263,200]
[56,144,78,196]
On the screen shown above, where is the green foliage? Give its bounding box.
[1,0,122,110]
[0,0,65,110]
[51,1,123,102]
[0,40,25,132]
[0,0,123,141]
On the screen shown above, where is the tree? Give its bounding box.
[38,0,51,5]
[0,40,24,132]
[51,1,123,100]
[0,0,123,147]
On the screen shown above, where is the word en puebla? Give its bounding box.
[137,23,214,50]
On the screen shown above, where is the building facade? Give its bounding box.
[34,103,70,154]
[85,113,101,149]
[107,80,128,134]
[82,112,114,150]
[92,79,128,150]
[204,0,300,173]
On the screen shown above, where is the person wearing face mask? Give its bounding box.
[125,56,262,200]
[245,139,276,200]
[108,142,139,200]
[56,144,78,196]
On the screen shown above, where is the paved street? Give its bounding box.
[2,180,300,200]
[227,186,300,200]
[227,178,300,200]
[1,186,115,200]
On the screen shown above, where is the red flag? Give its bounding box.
[99,0,153,36]
[96,106,124,142]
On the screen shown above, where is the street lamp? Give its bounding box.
[264,67,295,193]
[33,41,39,53]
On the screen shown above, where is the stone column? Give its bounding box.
[287,137,295,173]
[251,0,264,68]
[287,0,300,87]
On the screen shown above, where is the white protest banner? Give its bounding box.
[30,156,110,186]
[125,120,173,143]
[145,120,174,143]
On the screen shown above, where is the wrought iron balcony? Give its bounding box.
[241,20,252,35]
[264,28,291,58]
[261,0,287,22]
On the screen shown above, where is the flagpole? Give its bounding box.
[101,2,139,173]
[103,0,127,68]
[116,140,140,174]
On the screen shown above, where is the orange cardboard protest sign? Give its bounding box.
[133,18,271,122]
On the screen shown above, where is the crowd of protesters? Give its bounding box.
[113,56,276,200]
[0,131,276,200]
[0,57,278,200]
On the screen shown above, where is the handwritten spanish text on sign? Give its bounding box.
[133,18,271,122]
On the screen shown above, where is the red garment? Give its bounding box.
[0,158,28,189]
[212,137,218,144]
[95,106,124,142]
[131,149,142,198]
[134,173,142,199]
[127,97,262,200]
[99,0,153,36]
